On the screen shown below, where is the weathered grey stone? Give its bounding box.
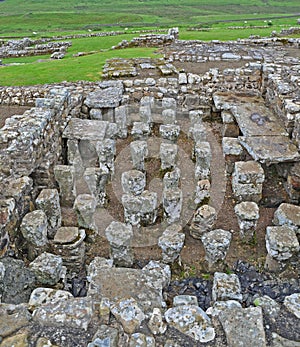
[105,221,133,267]
[163,188,182,224]
[222,137,244,156]
[35,188,61,239]
[63,118,108,141]
[160,143,178,170]
[111,298,145,334]
[173,295,198,307]
[140,104,152,124]
[232,161,264,202]
[148,308,167,335]
[194,142,211,180]
[158,224,185,263]
[54,165,76,206]
[271,333,300,347]
[178,72,187,84]
[265,225,299,262]
[33,297,93,330]
[84,86,123,108]
[206,300,242,318]
[212,272,242,302]
[201,229,232,268]
[122,191,157,226]
[83,167,109,207]
[28,287,73,311]
[253,295,281,317]
[74,194,98,231]
[142,260,171,289]
[129,333,155,347]
[163,167,180,189]
[96,139,116,177]
[284,293,300,319]
[190,205,216,238]
[114,105,128,138]
[162,97,176,111]
[20,210,48,247]
[219,306,267,347]
[189,110,203,125]
[66,139,85,176]
[121,170,146,196]
[165,304,215,343]
[88,325,119,347]
[162,109,176,125]
[273,203,300,235]
[0,303,31,338]
[159,124,180,142]
[90,108,103,120]
[189,123,207,143]
[131,122,151,140]
[194,179,210,205]
[29,252,63,285]
[234,201,259,240]
[130,140,148,171]
[53,227,86,273]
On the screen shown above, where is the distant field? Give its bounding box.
[0,0,300,35]
[0,0,299,86]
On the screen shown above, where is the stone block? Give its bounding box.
[20,210,48,247]
[159,124,180,142]
[74,194,97,232]
[130,140,148,171]
[273,203,300,234]
[162,97,176,110]
[284,293,300,319]
[158,224,185,264]
[189,110,203,125]
[96,139,116,177]
[190,205,216,238]
[162,109,176,125]
[212,272,242,302]
[163,167,180,189]
[114,105,128,138]
[131,122,151,140]
[163,188,182,224]
[160,143,178,170]
[54,165,76,206]
[194,179,210,205]
[83,167,109,207]
[234,201,259,241]
[121,170,146,196]
[189,123,207,143]
[139,104,152,124]
[194,142,211,180]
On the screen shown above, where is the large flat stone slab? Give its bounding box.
[63,118,108,141]
[239,136,300,165]
[84,85,123,108]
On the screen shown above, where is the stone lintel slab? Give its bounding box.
[63,118,108,141]
[239,136,300,165]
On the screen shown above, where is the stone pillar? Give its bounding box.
[190,205,216,239]
[139,104,152,125]
[130,141,148,171]
[105,221,133,267]
[163,168,180,189]
[35,189,62,239]
[74,194,98,233]
[194,179,210,205]
[232,161,264,203]
[222,137,245,174]
[194,142,211,180]
[158,224,185,264]
[96,139,116,178]
[54,165,76,207]
[163,188,182,224]
[52,227,86,274]
[189,110,203,125]
[160,143,178,170]
[265,225,299,272]
[131,122,151,140]
[121,170,146,196]
[189,123,207,144]
[83,167,109,207]
[162,109,176,125]
[114,105,128,138]
[67,139,84,176]
[234,201,259,241]
[201,229,232,270]
[20,210,48,260]
[212,272,242,302]
[159,124,180,142]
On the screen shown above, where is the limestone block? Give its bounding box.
[129,333,155,347]
[222,137,245,174]
[273,203,300,234]
[28,287,73,311]
[20,210,48,247]
[74,194,98,232]
[131,122,151,140]
[234,201,259,241]
[190,205,216,238]
[105,221,133,267]
[121,170,146,196]
[189,110,203,125]
[29,252,63,285]
[114,105,128,138]
[158,224,185,264]
[162,97,176,111]
[139,104,152,124]
[178,72,187,85]
[130,140,148,171]
[96,139,116,177]
[54,165,76,206]
[90,108,103,120]
[163,188,182,224]
[159,124,180,142]
[111,298,145,334]
[253,295,281,317]
[33,297,93,331]
[212,272,242,302]
[194,142,211,180]
[83,167,109,206]
[35,188,61,239]
[67,139,84,176]
[173,295,198,307]
[88,325,119,347]
[284,293,300,319]
[0,303,31,338]
[163,167,180,189]
[219,307,266,347]
[265,226,299,262]
[207,300,242,318]
[202,230,232,268]
[165,304,215,343]
[148,308,167,335]
[194,179,210,205]
[189,123,207,143]
[221,110,240,137]
[160,143,178,170]
[162,108,176,125]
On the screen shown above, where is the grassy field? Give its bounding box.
[0,0,299,86]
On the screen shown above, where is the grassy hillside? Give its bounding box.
[0,0,299,35]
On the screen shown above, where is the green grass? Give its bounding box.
[0,47,161,86]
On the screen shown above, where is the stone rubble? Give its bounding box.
[0,30,300,346]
